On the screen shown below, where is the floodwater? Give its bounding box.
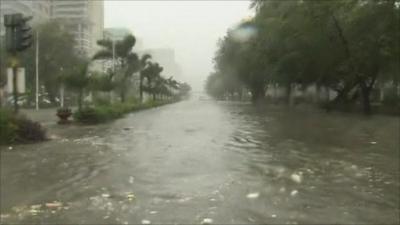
[1,98,399,224]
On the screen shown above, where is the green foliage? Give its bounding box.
[19,21,82,105]
[0,109,47,145]
[64,61,90,110]
[0,109,17,144]
[382,88,400,106]
[73,100,176,124]
[207,0,399,113]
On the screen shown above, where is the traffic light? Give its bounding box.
[3,13,33,53]
[16,16,33,51]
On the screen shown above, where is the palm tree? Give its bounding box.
[93,35,138,102]
[142,62,163,100]
[64,61,90,111]
[139,54,152,102]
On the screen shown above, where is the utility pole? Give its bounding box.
[60,67,64,107]
[35,30,39,110]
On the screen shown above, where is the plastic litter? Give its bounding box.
[201,218,213,224]
[141,219,151,224]
[246,192,259,199]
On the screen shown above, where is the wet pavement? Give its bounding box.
[1,98,399,224]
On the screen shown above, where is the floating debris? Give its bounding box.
[290,173,302,183]
[246,192,260,199]
[129,176,135,184]
[126,192,135,201]
[271,214,277,218]
[0,214,11,219]
[102,193,111,198]
[290,190,298,196]
[370,141,377,145]
[45,201,62,208]
[149,211,158,214]
[8,146,13,150]
[201,218,213,224]
[29,208,40,216]
[141,219,151,224]
[30,204,42,210]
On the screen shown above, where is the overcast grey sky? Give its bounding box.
[104,0,253,91]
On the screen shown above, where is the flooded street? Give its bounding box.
[1,98,399,224]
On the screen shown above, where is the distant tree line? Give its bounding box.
[206,0,399,114]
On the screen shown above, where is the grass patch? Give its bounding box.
[73,100,177,124]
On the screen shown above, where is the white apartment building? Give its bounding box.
[51,0,104,56]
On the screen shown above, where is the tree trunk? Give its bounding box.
[139,75,143,102]
[360,81,371,115]
[285,83,293,105]
[238,88,243,101]
[77,89,83,112]
[251,84,265,104]
[120,90,126,103]
[315,84,321,103]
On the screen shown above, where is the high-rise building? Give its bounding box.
[0,0,51,35]
[51,0,104,56]
[0,0,104,56]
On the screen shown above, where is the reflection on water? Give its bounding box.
[1,99,399,224]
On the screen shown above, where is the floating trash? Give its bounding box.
[8,146,13,150]
[290,173,302,183]
[45,201,62,208]
[201,218,213,224]
[29,208,40,216]
[141,219,151,224]
[126,192,135,201]
[30,204,42,210]
[129,176,135,184]
[290,190,298,196]
[0,214,11,219]
[102,193,111,198]
[149,211,158,214]
[370,141,377,145]
[271,214,277,218]
[246,192,260,199]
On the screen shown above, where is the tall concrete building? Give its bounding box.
[51,0,104,56]
[0,0,104,56]
[0,0,51,35]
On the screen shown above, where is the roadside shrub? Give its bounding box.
[73,100,178,124]
[382,88,399,106]
[14,116,47,143]
[0,109,47,145]
[0,109,17,144]
[73,107,106,124]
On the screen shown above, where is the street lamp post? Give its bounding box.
[35,30,39,110]
[60,67,64,107]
